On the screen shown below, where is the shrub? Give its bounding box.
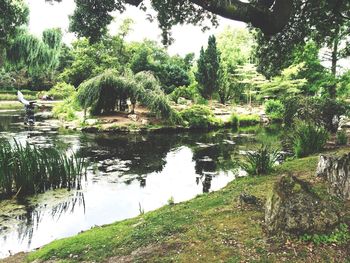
[52,94,81,121]
[180,105,221,128]
[265,99,284,120]
[241,144,279,176]
[282,96,348,132]
[47,82,76,100]
[169,85,195,103]
[291,121,329,158]
[336,130,348,145]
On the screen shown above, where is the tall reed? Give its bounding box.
[0,140,85,199]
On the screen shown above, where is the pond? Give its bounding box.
[0,109,282,258]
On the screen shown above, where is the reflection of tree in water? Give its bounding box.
[0,115,21,132]
[78,133,186,186]
[4,192,85,249]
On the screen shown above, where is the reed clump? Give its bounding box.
[0,140,85,199]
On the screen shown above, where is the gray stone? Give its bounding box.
[265,174,339,235]
[316,153,350,200]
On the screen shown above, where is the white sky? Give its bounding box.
[26,0,246,56]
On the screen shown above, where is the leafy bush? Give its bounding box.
[336,130,348,145]
[282,96,348,132]
[47,82,76,100]
[300,223,350,245]
[52,94,81,121]
[169,86,195,103]
[180,105,221,128]
[291,121,329,157]
[241,144,278,176]
[265,99,284,120]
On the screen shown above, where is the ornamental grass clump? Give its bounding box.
[292,121,329,158]
[241,144,279,176]
[0,140,86,199]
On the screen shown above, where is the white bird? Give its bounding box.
[17,90,30,105]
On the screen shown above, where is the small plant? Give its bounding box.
[167,196,175,205]
[52,94,81,121]
[265,99,284,121]
[291,121,329,158]
[241,144,279,176]
[300,223,350,245]
[228,113,239,129]
[336,130,348,145]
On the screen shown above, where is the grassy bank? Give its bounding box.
[11,149,348,263]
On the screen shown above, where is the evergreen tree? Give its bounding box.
[196,35,220,100]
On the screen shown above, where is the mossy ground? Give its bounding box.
[2,150,350,263]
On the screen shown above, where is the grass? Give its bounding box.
[238,114,260,126]
[0,93,37,101]
[0,140,86,199]
[23,150,350,263]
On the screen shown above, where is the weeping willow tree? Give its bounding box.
[6,28,62,75]
[77,70,179,122]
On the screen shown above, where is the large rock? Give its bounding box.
[316,153,350,200]
[265,174,339,235]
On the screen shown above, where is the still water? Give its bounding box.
[0,110,281,258]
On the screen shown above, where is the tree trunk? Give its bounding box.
[329,28,339,98]
[316,153,350,200]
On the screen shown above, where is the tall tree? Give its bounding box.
[196,35,220,100]
[0,0,29,66]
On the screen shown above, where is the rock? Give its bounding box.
[316,153,350,200]
[265,174,339,235]
[141,119,149,125]
[239,192,260,206]
[128,114,138,122]
[85,119,98,126]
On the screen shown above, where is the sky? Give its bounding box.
[26,0,246,56]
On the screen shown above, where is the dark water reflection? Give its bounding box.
[0,110,282,258]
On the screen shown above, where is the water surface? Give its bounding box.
[0,110,282,258]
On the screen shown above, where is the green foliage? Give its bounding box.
[6,29,62,75]
[228,113,239,129]
[47,82,76,100]
[217,27,254,104]
[129,41,191,94]
[265,100,285,120]
[260,63,307,97]
[59,37,128,87]
[0,140,85,199]
[241,144,278,176]
[52,94,81,121]
[291,121,329,158]
[281,96,348,132]
[238,114,260,127]
[337,70,350,99]
[0,0,29,56]
[196,35,220,100]
[300,223,350,245]
[77,70,178,123]
[336,130,348,146]
[180,105,220,129]
[169,85,196,103]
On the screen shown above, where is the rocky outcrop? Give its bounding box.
[265,174,339,235]
[316,153,350,200]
